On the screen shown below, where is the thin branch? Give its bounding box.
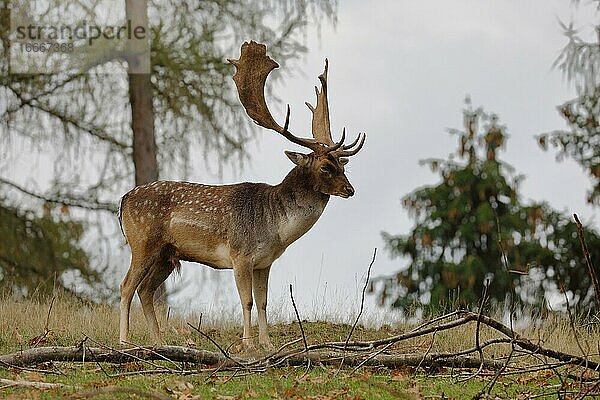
[458,280,489,382]
[0,177,117,212]
[338,248,377,373]
[574,213,600,305]
[120,340,181,373]
[289,284,308,351]
[44,295,56,333]
[3,84,131,150]
[345,248,377,346]
[186,323,246,368]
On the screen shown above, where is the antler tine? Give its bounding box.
[335,132,366,157]
[277,105,321,150]
[323,127,346,154]
[342,131,361,150]
[306,58,335,147]
[230,41,321,152]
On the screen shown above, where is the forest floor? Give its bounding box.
[0,295,598,399]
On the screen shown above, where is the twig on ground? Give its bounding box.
[558,278,591,397]
[84,344,113,378]
[484,336,516,396]
[121,340,181,373]
[455,311,600,371]
[459,280,490,383]
[350,341,396,375]
[289,284,308,351]
[0,359,62,375]
[408,310,462,333]
[416,329,437,371]
[186,323,245,369]
[85,337,176,373]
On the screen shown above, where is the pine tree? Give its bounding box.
[0,199,99,296]
[380,100,600,314]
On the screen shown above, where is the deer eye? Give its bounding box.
[320,165,332,174]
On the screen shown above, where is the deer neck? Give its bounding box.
[272,166,329,245]
[276,165,329,208]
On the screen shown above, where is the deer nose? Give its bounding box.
[345,185,355,197]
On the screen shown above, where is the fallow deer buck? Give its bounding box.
[118,41,366,349]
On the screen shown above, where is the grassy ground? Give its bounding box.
[0,295,598,399]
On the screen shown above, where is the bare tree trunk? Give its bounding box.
[129,73,158,185]
[126,0,167,308]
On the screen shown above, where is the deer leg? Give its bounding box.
[252,266,273,350]
[119,255,152,344]
[137,260,175,344]
[233,264,254,350]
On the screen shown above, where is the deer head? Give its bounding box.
[228,41,365,198]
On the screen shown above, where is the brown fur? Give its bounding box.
[119,41,365,349]
[119,157,354,347]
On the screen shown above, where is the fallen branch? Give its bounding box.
[455,311,600,371]
[0,345,222,368]
[0,345,503,371]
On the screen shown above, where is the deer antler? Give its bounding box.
[334,132,366,157]
[307,59,366,157]
[306,59,334,146]
[229,41,365,157]
[229,41,321,152]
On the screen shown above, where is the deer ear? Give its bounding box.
[339,157,349,165]
[285,151,310,166]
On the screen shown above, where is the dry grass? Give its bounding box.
[1,294,599,400]
[1,293,598,367]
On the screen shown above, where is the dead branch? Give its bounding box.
[289,284,308,351]
[0,344,502,371]
[186,323,245,369]
[0,345,223,368]
[338,248,378,373]
[44,296,56,334]
[455,311,600,371]
[574,213,600,306]
[345,248,377,346]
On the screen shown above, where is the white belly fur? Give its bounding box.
[169,215,232,268]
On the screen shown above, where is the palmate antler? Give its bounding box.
[228,41,365,157]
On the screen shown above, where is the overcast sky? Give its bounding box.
[166,0,600,325]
